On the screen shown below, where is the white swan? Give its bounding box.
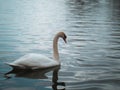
[6,32,67,69]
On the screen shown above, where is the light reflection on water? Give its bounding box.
[0,0,120,90]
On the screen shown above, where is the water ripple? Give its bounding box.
[0,0,120,90]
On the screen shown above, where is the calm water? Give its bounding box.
[0,0,120,90]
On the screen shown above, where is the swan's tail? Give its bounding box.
[5,62,14,66]
[5,62,19,68]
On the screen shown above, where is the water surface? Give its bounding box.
[0,0,120,90]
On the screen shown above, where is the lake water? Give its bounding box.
[0,0,120,90]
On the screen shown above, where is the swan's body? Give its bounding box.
[6,32,67,70]
[7,53,59,69]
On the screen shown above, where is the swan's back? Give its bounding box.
[7,53,60,69]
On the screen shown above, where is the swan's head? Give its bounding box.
[58,32,67,43]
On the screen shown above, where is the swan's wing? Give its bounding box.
[8,53,59,69]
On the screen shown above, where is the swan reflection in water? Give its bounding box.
[5,66,65,90]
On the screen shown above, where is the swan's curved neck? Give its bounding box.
[53,34,59,61]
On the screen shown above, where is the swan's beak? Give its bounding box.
[63,38,67,43]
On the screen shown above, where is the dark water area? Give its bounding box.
[0,0,120,90]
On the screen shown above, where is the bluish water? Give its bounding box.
[0,0,120,90]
